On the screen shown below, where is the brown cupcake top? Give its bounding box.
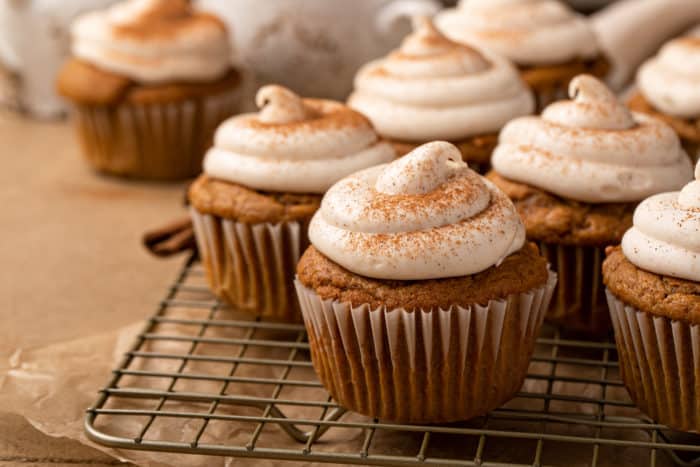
[628,91,700,144]
[487,171,634,246]
[297,243,549,311]
[188,175,321,224]
[56,58,240,105]
[603,246,700,325]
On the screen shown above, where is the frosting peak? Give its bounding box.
[375,141,466,195]
[308,142,526,280]
[492,74,693,203]
[399,16,489,73]
[349,18,533,142]
[71,0,231,83]
[204,85,395,194]
[434,0,599,66]
[400,16,451,55]
[542,75,635,130]
[622,161,700,282]
[256,85,318,125]
[637,36,700,119]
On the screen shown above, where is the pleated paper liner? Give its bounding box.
[538,242,611,336]
[73,87,242,181]
[606,290,700,433]
[294,270,557,424]
[190,207,310,323]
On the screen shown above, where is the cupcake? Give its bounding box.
[628,36,700,164]
[295,141,557,423]
[603,161,700,432]
[56,0,243,180]
[488,75,693,335]
[434,0,609,110]
[347,17,534,174]
[189,85,395,322]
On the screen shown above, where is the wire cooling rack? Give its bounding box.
[85,254,700,467]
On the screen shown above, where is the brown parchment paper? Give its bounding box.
[0,321,343,467]
[0,310,681,467]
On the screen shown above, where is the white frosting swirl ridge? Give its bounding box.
[492,75,693,203]
[434,0,599,66]
[622,161,700,282]
[309,141,526,280]
[637,37,700,119]
[71,0,231,83]
[348,17,534,142]
[204,85,395,194]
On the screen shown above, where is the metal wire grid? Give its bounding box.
[85,255,700,467]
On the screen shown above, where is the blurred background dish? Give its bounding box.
[198,0,441,101]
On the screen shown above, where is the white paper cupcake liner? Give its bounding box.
[191,207,309,322]
[73,87,242,180]
[606,290,700,433]
[294,270,557,423]
[538,242,611,335]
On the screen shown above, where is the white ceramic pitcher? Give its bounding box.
[197,0,441,100]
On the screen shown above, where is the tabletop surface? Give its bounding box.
[0,109,186,466]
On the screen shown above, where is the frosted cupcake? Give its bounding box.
[189,85,394,321]
[57,0,242,180]
[435,0,608,110]
[295,141,557,423]
[488,75,693,335]
[348,17,534,173]
[604,161,700,432]
[629,36,700,163]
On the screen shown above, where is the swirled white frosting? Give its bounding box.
[434,0,599,66]
[622,161,700,282]
[203,85,395,194]
[309,141,526,280]
[347,17,534,142]
[71,0,231,83]
[492,75,693,203]
[637,37,700,119]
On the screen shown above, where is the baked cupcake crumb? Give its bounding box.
[603,246,700,325]
[297,243,548,310]
[188,175,321,224]
[487,171,634,246]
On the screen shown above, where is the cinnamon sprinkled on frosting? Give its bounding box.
[637,35,700,119]
[434,0,599,66]
[348,16,533,142]
[492,74,693,203]
[204,85,395,194]
[110,0,224,40]
[622,160,700,282]
[308,141,526,280]
[70,0,231,83]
